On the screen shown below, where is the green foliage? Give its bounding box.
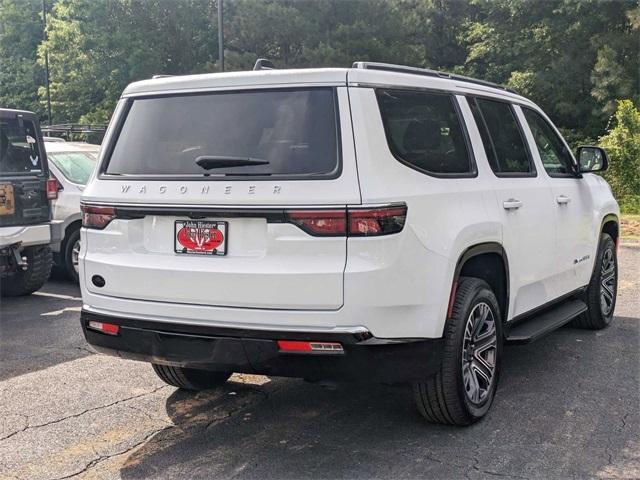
[0,0,45,114]
[599,99,640,199]
[36,0,219,123]
[618,195,640,215]
[1,0,637,144]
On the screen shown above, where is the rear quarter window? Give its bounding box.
[376,89,475,177]
[104,88,340,180]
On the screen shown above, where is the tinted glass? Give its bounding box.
[106,88,339,177]
[0,118,43,175]
[376,90,472,175]
[523,108,574,175]
[48,151,97,184]
[471,98,533,175]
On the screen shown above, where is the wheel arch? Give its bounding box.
[600,213,619,244]
[450,243,510,324]
[588,213,619,281]
[59,219,82,265]
[61,218,82,248]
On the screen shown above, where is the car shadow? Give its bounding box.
[119,316,639,480]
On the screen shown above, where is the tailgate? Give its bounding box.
[0,111,51,227]
[82,86,360,311]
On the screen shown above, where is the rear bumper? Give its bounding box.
[81,310,443,383]
[0,220,63,249]
[0,224,51,248]
[49,220,64,246]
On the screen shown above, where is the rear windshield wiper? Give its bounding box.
[195,156,270,170]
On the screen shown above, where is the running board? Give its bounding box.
[505,298,588,345]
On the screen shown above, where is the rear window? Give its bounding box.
[48,151,97,185]
[0,117,44,175]
[105,88,340,179]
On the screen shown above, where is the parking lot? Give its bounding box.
[0,246,638,480]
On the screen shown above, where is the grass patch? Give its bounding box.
[621,214,640,240]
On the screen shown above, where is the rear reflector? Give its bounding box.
[81,205,117,229]
[277,340,344,354]
[87,320,120,336]
[46,177,61,200]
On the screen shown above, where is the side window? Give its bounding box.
[468,97,534,176]
[522,108,575,175]
[376,89,474,176]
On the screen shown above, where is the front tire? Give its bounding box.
[0,246,53,297]
[62,228,81,283]
[413,277,502,426]
[152,364,231,391]
[573,233,617,330]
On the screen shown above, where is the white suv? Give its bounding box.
[79,62,619,425]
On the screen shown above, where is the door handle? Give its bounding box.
[503,199,523,210]
[556,195,571,205]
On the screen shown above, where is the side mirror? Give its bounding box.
[577,146,608,173]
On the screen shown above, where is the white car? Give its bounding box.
[78,62,619,425]
[45,141,99,281]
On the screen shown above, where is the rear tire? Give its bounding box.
[413,277,502,426]
[572,233,617,330]
[152,364,231,390]
[62,228,81,283]
[0,246,53,297]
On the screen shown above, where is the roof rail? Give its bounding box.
[42,123,107,134]
[351,62,516,94]
[254,58,275,71]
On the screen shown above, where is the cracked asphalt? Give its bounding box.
[0,247,638,480]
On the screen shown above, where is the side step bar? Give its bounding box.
[505,298,588,345]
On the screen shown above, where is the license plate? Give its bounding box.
[174,220,227,256]
[0,184,15,216]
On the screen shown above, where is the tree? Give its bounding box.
[38,0,219,123]
[0,0,45,114]
[0,0,634,144]
[462,0,638,138]
[599,99,640,198]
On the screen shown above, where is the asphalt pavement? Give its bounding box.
[0,247,638,480]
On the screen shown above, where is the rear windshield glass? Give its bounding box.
[0,117,44,175]
[106,88,339,178]
[48,151,97,185]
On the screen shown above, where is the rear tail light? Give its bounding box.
[46,177,61,200]
[285,204,406,237]
[87,320,120,336]
[285,210,347,236]
[348,205,407,236]
[81,204,116,229]
[277,340,344,354]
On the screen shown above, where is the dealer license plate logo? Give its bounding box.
[175,220,227,256]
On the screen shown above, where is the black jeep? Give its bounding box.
[0,108,61,296]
